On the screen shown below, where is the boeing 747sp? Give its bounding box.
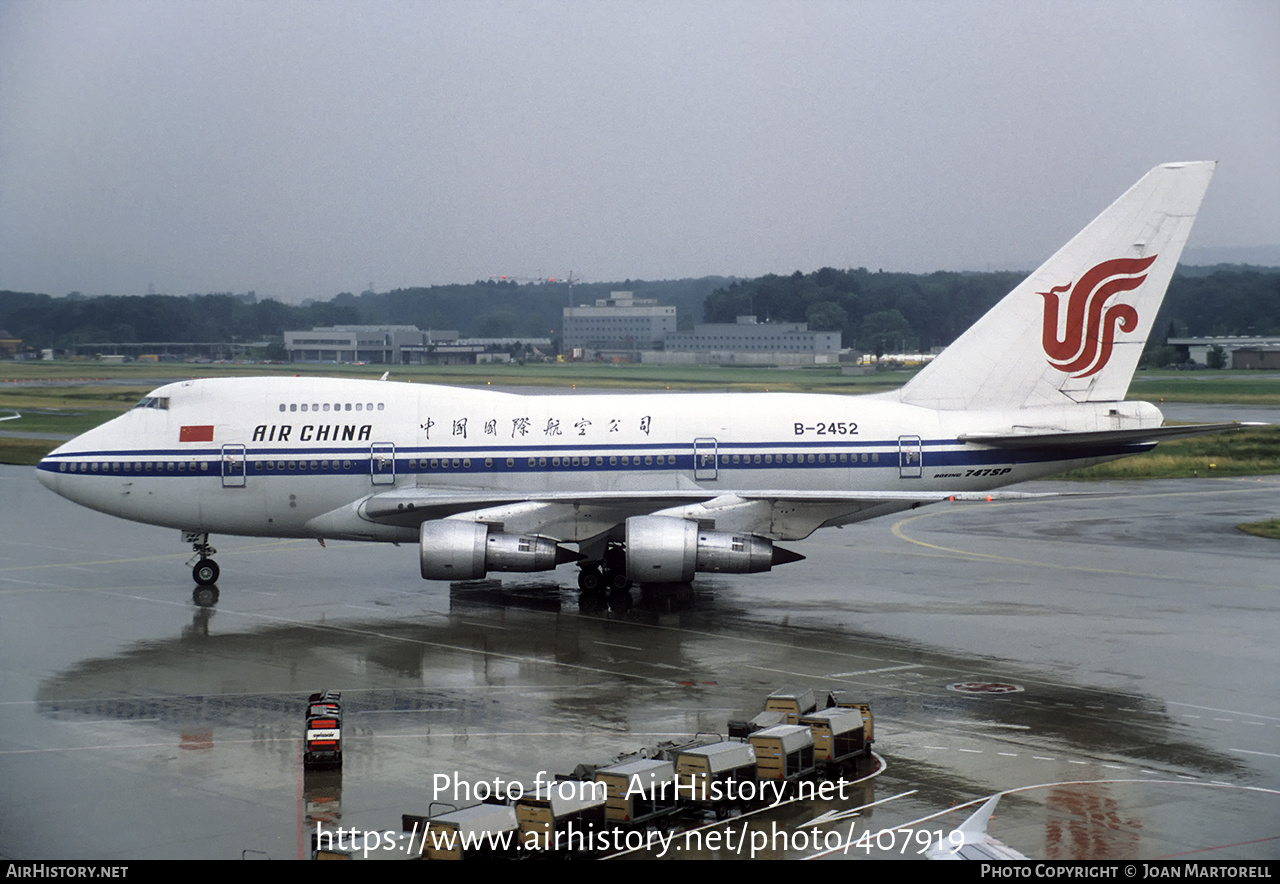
[38,162,1248,592]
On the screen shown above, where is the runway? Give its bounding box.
[0,463,1277,860]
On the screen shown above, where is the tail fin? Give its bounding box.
[898,162,1215,410]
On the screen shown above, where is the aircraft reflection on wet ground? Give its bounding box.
[2,464,1278,859]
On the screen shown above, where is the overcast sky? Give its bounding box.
[2,0,1277,301]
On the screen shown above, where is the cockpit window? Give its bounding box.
[132,396,170,410]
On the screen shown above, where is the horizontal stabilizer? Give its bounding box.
[959,421,1263,449]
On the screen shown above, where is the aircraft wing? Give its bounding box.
[958,421,1264,449]
[0,411,19,422]
[355,487,1040,543]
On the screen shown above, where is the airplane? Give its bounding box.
[36,161,1250,592]
[926,794,1028,860]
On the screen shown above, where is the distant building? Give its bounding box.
[664,316,841,354]
[1228,345,1280,370]
[284,326,457,363]
[399,338,551,365]
[0,329,21,358]
[562,292,676,353]
[1167,335,1280,369]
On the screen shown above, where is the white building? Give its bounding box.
[663,316,841,353]
[562,292,676,353]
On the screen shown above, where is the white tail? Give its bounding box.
[898,162,1216,411]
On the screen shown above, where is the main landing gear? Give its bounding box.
[185,532,220,586]
[577,542,631,593]
[576,566,631,593]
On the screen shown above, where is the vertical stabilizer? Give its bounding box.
[898,162,1215,410]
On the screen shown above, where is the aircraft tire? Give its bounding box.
[577,568,602,592]
[604,569,632,592]
[193,559,220,586]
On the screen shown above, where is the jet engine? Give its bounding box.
[624,515,803,583]
[419,520,578,580]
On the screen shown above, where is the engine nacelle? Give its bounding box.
[624,516,795,583]
[419,520,569,580]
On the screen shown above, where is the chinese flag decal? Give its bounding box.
[179,425,214,442]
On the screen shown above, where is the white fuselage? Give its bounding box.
[36,375,1159,546]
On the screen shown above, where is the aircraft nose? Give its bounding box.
[35,457,58,492]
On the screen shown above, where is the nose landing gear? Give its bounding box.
[185,532,220,586]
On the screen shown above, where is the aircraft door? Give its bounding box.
[221,444,246,487]
[371,443,396,485]
[898,435,922,478]
[694,437,718,480]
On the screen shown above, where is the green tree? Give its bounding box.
[1206,344,1227,369]
[860,309,915,356]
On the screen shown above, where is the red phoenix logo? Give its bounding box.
[1039,255,1157,378]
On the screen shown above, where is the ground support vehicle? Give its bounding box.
[515,781,608,856]
[762,687,817,724]
[303,690,342,770]
[416,804,522,860]
[748,724,816,786]
[798,707,867,776]
[825,692,874,749]
[595,758,681,829]
[674,740,758,819]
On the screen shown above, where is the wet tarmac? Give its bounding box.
[1,463,1277,860]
